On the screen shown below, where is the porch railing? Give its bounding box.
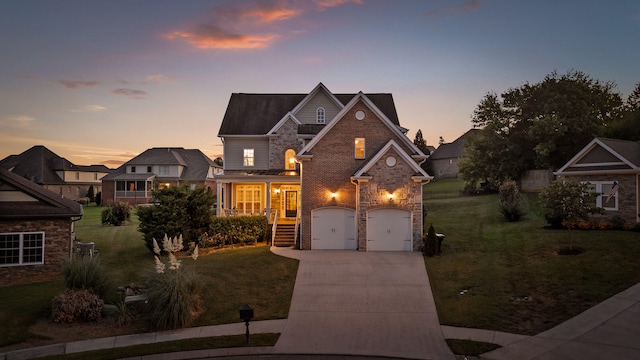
[271,210,278,247]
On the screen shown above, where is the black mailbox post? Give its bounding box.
[239,304,254,344]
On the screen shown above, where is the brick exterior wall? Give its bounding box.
[431,158,461,180]
[300,101,421,250]
[357,148,424,251]
[0,218,72,286]
[269,119,304,169]
[561,174,639,225]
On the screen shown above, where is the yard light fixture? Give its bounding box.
[239,304,254,344]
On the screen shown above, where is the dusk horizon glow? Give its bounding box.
[1,0,638,168]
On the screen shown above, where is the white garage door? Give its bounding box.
[311,208,357,250]
[367,208,412,251]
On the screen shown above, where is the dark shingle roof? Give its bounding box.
[0,145,72,185]
[0,167,83,218]
[218,93,400,136]
[102,148,215,181]
[430,129,480,160]
[598,138,640,167]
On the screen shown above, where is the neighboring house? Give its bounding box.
[0,145,109,201]
[429,129,479,180]
[216,83,432,251]
[554,137,640,225]
[101,147,219,205]
[0,167,83,286]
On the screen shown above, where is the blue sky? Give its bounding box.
[1,0,638,167]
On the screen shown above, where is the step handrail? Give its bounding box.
[271,210,278,247]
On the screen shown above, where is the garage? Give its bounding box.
[311,207,357,250]
[366,208,412,251]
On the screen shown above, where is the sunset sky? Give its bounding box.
[1,0,639,167]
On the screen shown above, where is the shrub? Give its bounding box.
[101,201,132,226]
[539,181,601,228]
[138,185,215,253]
[145,235,203,330]
[63,255,111,298]
[423,224,438,257]
[498,180,524,222]
[51,289,104,323]
[610,215,626,230]
[205,216,268,247]
[95,191,102,206]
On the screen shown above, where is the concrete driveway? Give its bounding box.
[272,249,455,360]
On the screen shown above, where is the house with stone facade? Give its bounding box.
[0,167,83,286]
[101,147,219,206]
[216,83,432,251]
[554,137,640,226]
[0,145,109,202]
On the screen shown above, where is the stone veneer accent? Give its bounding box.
[300,101,423,250]
[269,119,304,170]
[0,218,72,286]
[560,174,639,225]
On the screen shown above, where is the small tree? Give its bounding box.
[87,185,95,203]
[95,191,102,206]
[498,180,524,222]
[423,224,438,257]
[539,181,602,251]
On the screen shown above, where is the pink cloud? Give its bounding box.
[167,24,277,49]
[58,80,99,89]
[313,0,363,11]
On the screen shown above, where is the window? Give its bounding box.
[131,166,136,173]
[75,172,79,180]
[355,138,365,159]
[93,173,98,180]
[243,149,255,167]
[0,232,44,266]
[76,187,81,196]
[285,149,296,170]
[159,166,170,175]
[147,166,152,173]
[316,107,325,124]
[235,185,262,215]
[587,181,619,210]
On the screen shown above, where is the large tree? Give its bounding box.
[460,70,625,188]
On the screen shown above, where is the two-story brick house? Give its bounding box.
[101,147,219,205]
[0,145,109,201]
[216,83,432,251]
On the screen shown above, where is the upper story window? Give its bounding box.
[0,232,44,266]
[75,171,80,180]
[316,107,325,124]
[131,166,136,173]
[93,173,98,180]
[147,166,152,173]
[159,166,170,175]
[355,138,365,159]
[285,149,296,170]
[243,149,255,167]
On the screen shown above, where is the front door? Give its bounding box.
[285,191,297,218]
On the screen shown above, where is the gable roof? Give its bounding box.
[555,137,640,175]
[298,92,425,160]
[102,148,216,181]
[0,167,83,219]
[218,86,400,136]
[0,145,109,185]
[430,129,480,160]
[352,140,432,181]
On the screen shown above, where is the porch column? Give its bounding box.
[216,182,223,217]
[265,182,271,218]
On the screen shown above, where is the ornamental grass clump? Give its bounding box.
[63,255,111,299]
[146,234,203,330]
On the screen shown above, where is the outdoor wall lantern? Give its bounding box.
[330,192,337,199]
[239,304,254,344]
[274,188,281,194]
[387,192,394,201]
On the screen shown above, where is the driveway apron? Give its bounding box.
[273,250,455,359]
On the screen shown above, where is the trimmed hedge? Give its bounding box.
[202,216,268,247]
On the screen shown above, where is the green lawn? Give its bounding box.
[424,185,640,335]
[0,206,298,349]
